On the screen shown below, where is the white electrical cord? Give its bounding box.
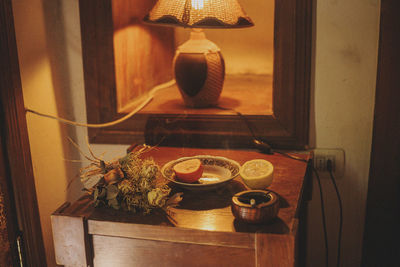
[25,80,176,128]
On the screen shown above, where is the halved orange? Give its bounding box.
[173,159,203,183]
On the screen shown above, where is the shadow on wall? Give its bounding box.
[42,0,83,202]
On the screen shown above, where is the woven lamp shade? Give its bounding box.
[144,0,253,28]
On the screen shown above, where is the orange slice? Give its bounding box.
[173,159,203,183]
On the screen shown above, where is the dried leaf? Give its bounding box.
[165,192,184,208]
[81,174,102,189]
[98,187,106,198]
[106,184,119,200]
[104,168,124,184]
[93,188,99,201]
[108,198,120,210]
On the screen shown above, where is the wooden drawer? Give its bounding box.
[92,235,255,267]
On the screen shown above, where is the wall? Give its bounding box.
[11,0,380,266]
[308,0,380,266]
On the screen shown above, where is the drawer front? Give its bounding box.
[92,235,255,267]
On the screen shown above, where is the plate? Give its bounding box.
[161,155,241,191]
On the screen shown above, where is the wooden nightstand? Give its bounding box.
[51,147,311,267]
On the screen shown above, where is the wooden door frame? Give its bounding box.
[0,131,18,267]
[0,0,47,265]
[362,0,400,265]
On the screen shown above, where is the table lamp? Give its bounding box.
[144,0,254,108]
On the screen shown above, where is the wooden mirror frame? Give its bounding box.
[78,0,312,150]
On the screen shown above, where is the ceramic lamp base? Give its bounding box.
[173,30,225,108]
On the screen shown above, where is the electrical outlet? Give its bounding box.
[313,148,345,178]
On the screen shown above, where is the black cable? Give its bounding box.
[217,106,312,162]
[312,166,330,267]
[270,152,329,267]
[273,150,308,163]
[216,106,261,142]
[327,159,343,267]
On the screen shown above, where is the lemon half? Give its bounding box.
[240,159,274,189]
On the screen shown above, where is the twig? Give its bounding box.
[67,136,98,164]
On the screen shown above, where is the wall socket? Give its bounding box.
[313,148,345,178]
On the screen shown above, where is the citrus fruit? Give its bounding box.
[173,159,203,183]
[240,159,274,189]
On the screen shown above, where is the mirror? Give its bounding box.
[79,0,311,149]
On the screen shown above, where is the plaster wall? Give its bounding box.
[12,0,379,266]
[307,0,379,265]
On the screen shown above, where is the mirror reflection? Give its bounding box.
[112,0,274,116]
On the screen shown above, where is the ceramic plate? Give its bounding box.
[161,155,241,191]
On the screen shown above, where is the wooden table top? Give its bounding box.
[57,147,310,237]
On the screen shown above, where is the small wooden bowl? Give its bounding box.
[231,190,280,224]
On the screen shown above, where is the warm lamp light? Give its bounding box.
[144,0,254,107]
